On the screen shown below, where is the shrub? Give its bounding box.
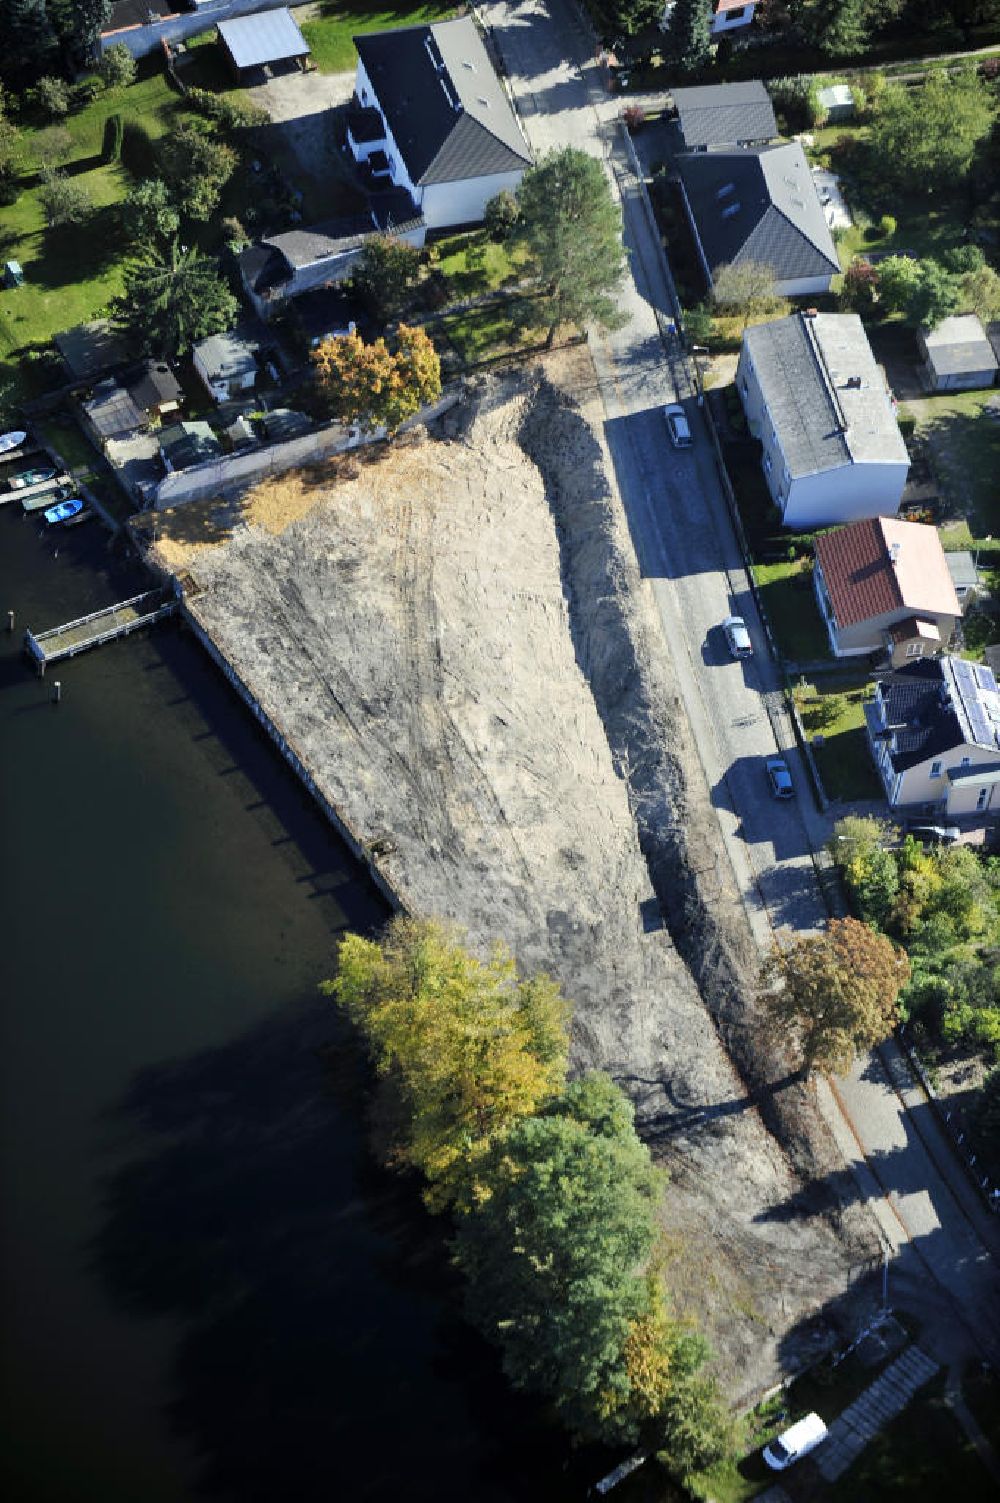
[220,215,249,250]
[484,187,519,242]
[121,121,156,178]
[71,76,105,110]
[102,112,124,164]
[100,43,137,91]
[879,213,897,238]
[768,74,815,132]
[31,76,69,122]
[186,86,268,132]
[622,104,645,132]
[38,169,93,228]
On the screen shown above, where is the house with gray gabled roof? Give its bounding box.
[348,17,532,230]
[737,310,909,530]
[677,141,839,298]
[671,80,777,151]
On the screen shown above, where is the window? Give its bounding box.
[961,756,971,768]
[977,787,989,810]
[905,642,923,658]
[930,761,942,779]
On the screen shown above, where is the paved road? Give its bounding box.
[482,0,1000,1370]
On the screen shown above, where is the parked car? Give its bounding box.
[766,756,794,799]
[10,465,57,489]
[663,402,692,449]
[722,615,752,659]
[763,1412,828,1471]
[906,824,960,846]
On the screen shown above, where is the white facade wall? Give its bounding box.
[421,171,525,229]
[711,2,757,35]
[737,345,908,530]
[192,348,255,404]
[355,58,526,229]
[773,272,835,299]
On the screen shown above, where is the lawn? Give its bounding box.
[301,0,455,74]
[431,230,529,299]
[900,390,1000,539]
[435,301,536,367]
[794,674,884,802]
[753,559,832,664]
[828,1372,997,1502]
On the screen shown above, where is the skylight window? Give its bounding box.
[716,182,735,200]
[721,202,741,219]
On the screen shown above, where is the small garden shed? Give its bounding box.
[816,84,854,123]
[918,314,999,392]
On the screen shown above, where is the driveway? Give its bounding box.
[484,0,1000,1376]
[250,68,359,217]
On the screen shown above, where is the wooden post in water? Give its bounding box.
[6,610,13,632]
[52,680,61,704]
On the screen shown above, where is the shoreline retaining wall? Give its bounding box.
[181,599,404,915]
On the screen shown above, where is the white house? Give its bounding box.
[813,516,960,661]
[866,656,1000,819]
[737,311,910,530]
[677,141,839,299]
[662,1,757,37]
[710,0,758,36]
[348,17,532,231]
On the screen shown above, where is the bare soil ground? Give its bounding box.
[144,348,878,1402]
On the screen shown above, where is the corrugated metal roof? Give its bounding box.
[218,8,309,71]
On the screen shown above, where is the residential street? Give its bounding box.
[481,0,1000,1370]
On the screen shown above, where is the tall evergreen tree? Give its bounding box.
[49,0,112,69]
[663,0,712,76]
[0,0,59,88]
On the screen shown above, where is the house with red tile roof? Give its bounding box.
[813,517,960,662]
[711,0,757,35]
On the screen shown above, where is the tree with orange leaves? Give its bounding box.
[311,323,441,435]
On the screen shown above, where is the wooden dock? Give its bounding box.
[24,586,177,671]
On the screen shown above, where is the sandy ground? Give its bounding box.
[146,349,876,1401]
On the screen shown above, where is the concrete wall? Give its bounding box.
[152,389,461,507]
[101,0,290,58]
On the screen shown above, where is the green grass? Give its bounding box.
[301,1,455,74]
[23,69,183,166]
[436,302,534,365]
[901,390,1000,539]
[432,230,529,298]
[794,675,884,802]
[829,1372,997,1502]
[753,559,832,664]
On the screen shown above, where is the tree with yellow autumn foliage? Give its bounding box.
[311,324,441,435]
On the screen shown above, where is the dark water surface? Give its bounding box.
[0,511,595,1503]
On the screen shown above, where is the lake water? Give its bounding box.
[0,510,600,1503]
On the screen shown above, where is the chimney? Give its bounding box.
[844,375,862,389]
[802,307,818,319]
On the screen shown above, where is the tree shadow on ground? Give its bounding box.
[27,202,123,289]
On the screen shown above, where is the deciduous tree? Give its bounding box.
[112,241,238,359]
[760,916,910,1074]
[311,324,441,438]
[961,261,1000,324]
[839,258,880,314]
[158,122,237,223]
[0,0,59,89]
[38,166,91,227]
[712,260,786,328]
[906,260,961,329]
[515,146,627,347]
[350,233,423,321]
[122,177,179,246]
[869,68,996,195]
[99,41,137,90]
[326,918,569,1210]
[877,253,921,314]
[0,94,22,204]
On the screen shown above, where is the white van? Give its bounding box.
[762,1411,828,1470]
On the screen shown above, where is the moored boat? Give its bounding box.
[43,496,85,526]
[0,429,28,454]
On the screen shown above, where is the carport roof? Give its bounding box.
[218,8,309,71]
[671,81,777,149]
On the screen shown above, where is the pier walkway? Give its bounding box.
[25,587,176,671]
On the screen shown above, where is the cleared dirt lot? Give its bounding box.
[145,349,877,1401]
